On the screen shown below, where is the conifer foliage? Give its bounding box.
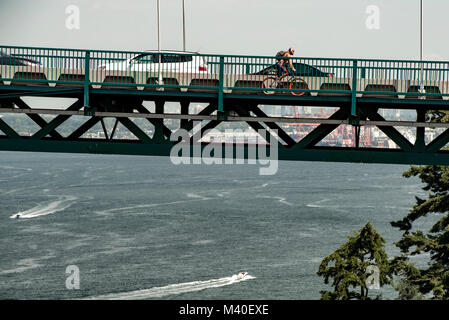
[391,165,449,299]
[317,223,393,300]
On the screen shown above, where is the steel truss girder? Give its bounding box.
[294,107,350,149]
[30,100,83,140]
[14,98,64,139]
[2,89,449,165]
[0,117,20,139]
[360,107,414,152]
[4,107,449,128]
[248,105,297,147]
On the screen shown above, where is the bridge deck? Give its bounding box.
[1,45,449,98]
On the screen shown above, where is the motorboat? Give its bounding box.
[236,272,248,280]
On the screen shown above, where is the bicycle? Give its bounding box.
[262,67,306,96]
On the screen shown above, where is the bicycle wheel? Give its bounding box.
[289,77,306,96]
[262,76,278,95]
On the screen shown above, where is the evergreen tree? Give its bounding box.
[317,222,393,300]
[391,165,449,299]
[394,278,424,300]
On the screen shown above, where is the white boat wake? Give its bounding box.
[306,198,376,210]
[10,195,77,219]
[256,195,293,206]
[95,193,213,216]
[306,198,332,208]
[84,273,255,300]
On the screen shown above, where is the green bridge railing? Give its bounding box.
[1,45,449,100]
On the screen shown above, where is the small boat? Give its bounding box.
[15,214,21,219]
[236,272,248,280]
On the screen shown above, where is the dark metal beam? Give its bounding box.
[4,82,449,166]
[2,137,449,166]
[426,128,449,152]
[414,109,426,152]
[294,107,350,149]
[190,120,222,143]
[232,105,283,146]
[4,106,449,128]
[31,100,83,140]
[133,104,172,138]
[152,100,166,143]
[100,118,109,140]
[182,103,217,132]
[117,118,153,143]
[67,117,101,140]
[0,118,20,139]
[363,109,414,152]
[249,105,297,147]
[14,98,63,139]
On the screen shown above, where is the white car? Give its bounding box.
[98,50,208,73]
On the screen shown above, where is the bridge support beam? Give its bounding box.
[2,86,449,166]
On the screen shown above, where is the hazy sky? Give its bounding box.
[1,0,448,60]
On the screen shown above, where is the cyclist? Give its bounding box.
[275,48,297,76]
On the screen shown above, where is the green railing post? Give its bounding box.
[83,51,96,116]
[351,60,358,117]
[217,56,225,119]
[218,57,224,111]
[83,51,90,107]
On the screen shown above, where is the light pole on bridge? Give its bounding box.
[419,0,424,95]
[182,0,186,52]
[157,0,163,86]
[156,1,188,52]
[156,0,187,85]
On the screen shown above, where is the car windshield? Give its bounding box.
[133,54,153,64]
[132,52,197,64]
[158,55,193,63]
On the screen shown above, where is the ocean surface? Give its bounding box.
[0,151,425,300]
